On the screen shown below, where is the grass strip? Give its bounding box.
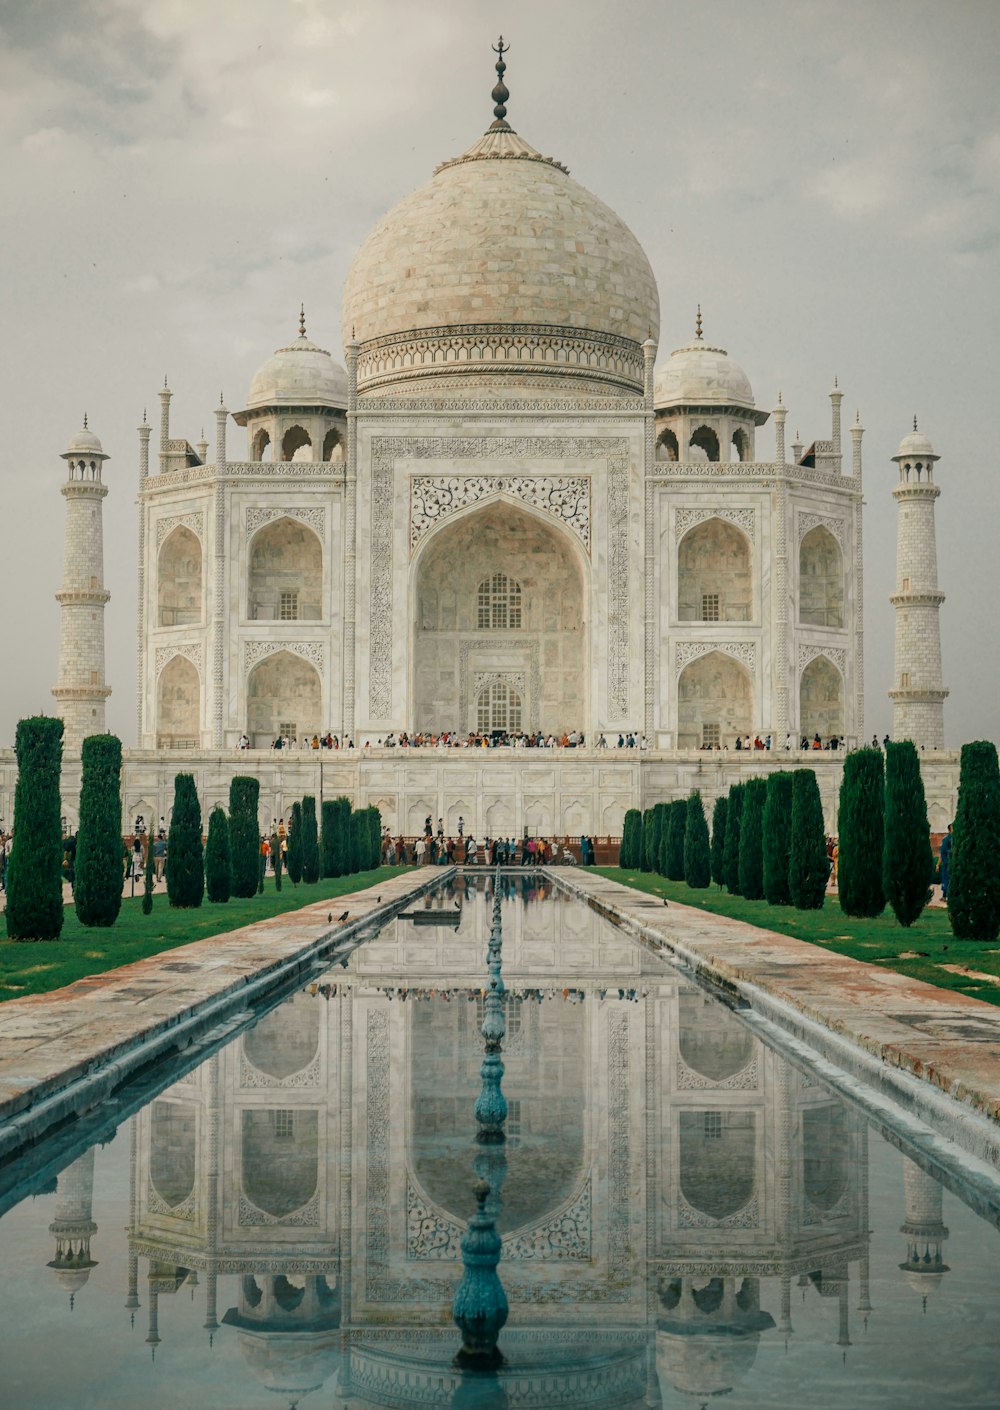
[594,867,1000,1008]
[0,866,412,1001]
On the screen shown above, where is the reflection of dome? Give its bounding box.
[238,1328,341,1402]
[342,118,659,396]
[246,325,348,411]
[654,334,755,411]
[51,1266,96,1296]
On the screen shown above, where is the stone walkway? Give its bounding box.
[558,869,1000,1147]
[0,869,431,1158]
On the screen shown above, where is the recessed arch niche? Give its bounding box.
[677,650,753,749]
[677,518,752,624]
[158,526,202,627]
[157,654,201,747]
[679,1109,756,1220]
[678,991,754,1082]
[243,993,320,1080]
[241,1108,319,1218]
[412,501,587,735]
[799,654,844,741]
[248,517,323,622]
[247,649,322,747]
[799,526,844,628]
[150,1100,197,1208]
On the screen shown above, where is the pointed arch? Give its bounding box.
[156,653,201,747]
[677,517,752,623]
[677,649,753,749]
[247,516,323,622]
[281,424,312,462]
[158,525,202,627]
[251,426,271,461]
[799,653,844,741]
[799,525,844,627]
[657,427,679,462]
[689,424,720,462]
[247,648,322,747]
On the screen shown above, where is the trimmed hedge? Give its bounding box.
[74,733,123,928]
[723,783,744,895]
[737,777,767,902]
[710,795,728,888]
[762,772,794,905]
[620,809,642,868]
[838,748,885,918]
[684,792,711,889]
[789,769,827,910]
[167,774,204,909]
[883,741,934,928]
[5,716,65,941]
[320,800,338,878]
[229,776,260,898]
[948,740,1000,941]
[301,796,321,884]
[665,799,687,881]
[206,806,232,904]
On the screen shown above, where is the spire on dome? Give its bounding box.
[299,303,307,339]
[489,36,511,132]
[83,412,88,430]
[695,304,703,341]
[914,414,919,432]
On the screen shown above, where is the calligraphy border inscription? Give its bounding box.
[369,437,631,719]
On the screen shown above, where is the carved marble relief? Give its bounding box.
[410,475,590,553]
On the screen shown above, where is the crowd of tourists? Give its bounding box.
[236,730,650,752]
[379,820,599,867]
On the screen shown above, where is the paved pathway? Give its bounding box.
[558,869,1000,1138]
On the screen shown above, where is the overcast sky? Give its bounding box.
[1,0,998,748]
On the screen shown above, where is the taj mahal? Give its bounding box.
[20,44,956,837]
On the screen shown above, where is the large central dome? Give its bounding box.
[343,111,659,398]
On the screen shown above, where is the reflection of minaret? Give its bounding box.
[47,1147,99,1309]
[899,1157,950,1312]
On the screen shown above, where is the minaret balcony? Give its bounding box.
[888,590,945,607]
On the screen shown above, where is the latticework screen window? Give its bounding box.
[279,590,299,620]
[476,681,522,734]
[701,592,720,621]
[477,573,522,630]
[702,723,721,748]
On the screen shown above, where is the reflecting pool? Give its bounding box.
[1,873,999,1409]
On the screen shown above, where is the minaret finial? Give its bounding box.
[777,390,783,406]
[142,408,147,425]
[695,304,703,340]
[83,412,88,430]
[490,36,511,131]
[834,374,839,389]
[163,375,168,389]
[220,391,224,406]
[299,303,306,338]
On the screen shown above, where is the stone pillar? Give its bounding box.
[52,422,112,749]
[642,336,657,742]
[343,336,359,741]
[136,415,151,746]
[212,401,228,747]
[889,422,948,747]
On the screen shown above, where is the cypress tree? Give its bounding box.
[350,809,365,874]
[286,802,304,885]
[167,774,204,909]
[665,799,687,881]
[142,842,155,913]
[641,808,656,872]
[74,733,123,928]
[229,776,260,898]
[838,748,886,917]
[272,832,283,891]
[301,795,320,883]
[948,740,1000,941]
[205,806,232,904]
[331,796,351,878]
[684,792,711,889]
[5,716,65,941]
[723,783,745,894]
[368,807,382,869]
[883,741,934,928]
[621,809,642,868]
[648,805,666,875]
[788,769,828,910]
[710,795,728,888]
[738,777,767,901]
[762,772,794,905]
[321,800,338,877]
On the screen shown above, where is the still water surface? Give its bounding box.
[0,875,998,1409]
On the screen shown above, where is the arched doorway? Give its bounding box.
[678,518,752,624]
[158,526,202,627]
[412,502,587,735]
[799,654,844,741]
[157,654,200,747]
[799,527,844,627]
[248,518,323,622]
[247,650,322,747]
[677,650,752,749]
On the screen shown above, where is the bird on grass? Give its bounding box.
[327,913,333,923]
[338,911,350,923]
[663,899,669,907]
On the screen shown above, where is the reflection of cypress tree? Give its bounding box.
[838,748,886,917]
[684,792,711,889]
[286,802,304,885]
[320,800,338,877]
[789,769,828,910]
[74,734,123,928]
[167,774,203,909]
[883,741,934,928]
[228,776,260,898]
[738,777,767,901]
[664,799,687,880]
[948,740,1000,941]
[205,807,231,904]
[710,795,728,888]
[723,783,745,894]
[762,772,794,905]
[641,808,656,871]
[620,809,642,868]
[5,716,64,941]
[301,795,320,883]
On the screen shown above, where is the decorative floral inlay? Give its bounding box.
[674,641,757,677]
[246,505,326,541]
[410,475,590,552]
[674,506,756,544]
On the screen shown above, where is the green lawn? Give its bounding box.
[0,867,412,1001]
[595,867,1000,1007]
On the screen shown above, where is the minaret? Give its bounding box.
[52,419,111,749]
[47,1147,99,1309]
[899,1156,949,1312]
[889,420,948,747]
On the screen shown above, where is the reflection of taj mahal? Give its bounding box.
[111,887,892,1408]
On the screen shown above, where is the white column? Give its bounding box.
[212,402,228,747]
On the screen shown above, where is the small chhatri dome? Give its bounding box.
[62,417,108,460]
[341,39,659,395]
[654,311,757,413]
[893,416,938,462]
[245,312,348,412]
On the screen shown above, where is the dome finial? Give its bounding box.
[913,413,919,432]
[83,411,88,430]
[695,304,703,340]
[489,36,511,132]
[299,303,306,338]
